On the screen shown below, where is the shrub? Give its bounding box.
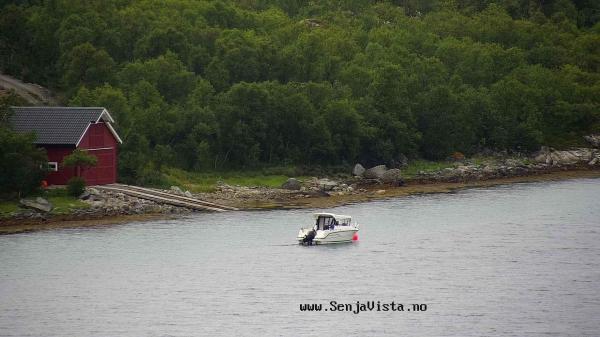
[67,177,86,197]
[62,149,97,176]
[0,127,48,199]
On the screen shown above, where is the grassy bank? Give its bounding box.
[160,159,477,191]
[0,188,89,218]
[160,167,313,193]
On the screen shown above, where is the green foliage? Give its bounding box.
[1,94,48,198]
[62,149,97,177]
[0,127,48,199]
[1,0,599,185]
[66,177,86,197]
[162,167,309,193]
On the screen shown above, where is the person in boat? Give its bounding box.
[316,215,337,231]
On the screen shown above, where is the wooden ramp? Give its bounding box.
[94,184,238,212]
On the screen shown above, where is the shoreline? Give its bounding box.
[2,168,599,235]
[237,168,600,209]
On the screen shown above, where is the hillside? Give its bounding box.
[1,0,599,185]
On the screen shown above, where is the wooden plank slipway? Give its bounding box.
[94,184,238,212]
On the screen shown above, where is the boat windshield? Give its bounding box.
[315,216,336,230]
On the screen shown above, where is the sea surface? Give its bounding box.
[1,178,599,336]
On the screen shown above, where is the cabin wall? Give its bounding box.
[78,122,118,185]
[44,145,76,185]
[42,122,119,186]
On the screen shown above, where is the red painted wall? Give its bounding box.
[42,122,119,186]
[45,145,77,185]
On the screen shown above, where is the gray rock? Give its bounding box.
[19,197,53,213]
[584,134,600,148]
[352,163,365,177]
[381,169,404,185]
[79,191,92,200]
[550,150,583,165]
[281,178,301,190]
[589,157,599,166]
[390,154,409,168]
[504,159,523,167]
[533,148,595,166]
[364,165,387,179]
[317,178,338,191]
[170,186,183,195]
[482,165,495,174]
[184,191,193,198]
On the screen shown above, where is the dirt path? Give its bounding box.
[0,72,58,105]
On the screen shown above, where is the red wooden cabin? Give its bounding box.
[10,107,123,185]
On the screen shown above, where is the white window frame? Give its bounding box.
[48,162,58,172]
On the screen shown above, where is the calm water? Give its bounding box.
[1,178,599,336]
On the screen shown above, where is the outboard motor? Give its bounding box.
[302,229,317,245]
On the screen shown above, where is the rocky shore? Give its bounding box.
[2,136,599,232]
[411,147,600,183]
[7,187,194,223]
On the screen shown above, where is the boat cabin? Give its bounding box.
[313,213,352,230]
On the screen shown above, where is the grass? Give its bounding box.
[0,188,89,217]
[44,189,90,215]
[0,201,19,215]
[402,160,456,178]
[163,159,501,190]
[162,167,310,192]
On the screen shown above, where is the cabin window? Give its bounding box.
[317,216,333,230]
[48,162,58,172]
[316,216,336,230]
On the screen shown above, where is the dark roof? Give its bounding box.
[9,107,119,145]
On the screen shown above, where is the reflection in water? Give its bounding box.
[1,178,599,336]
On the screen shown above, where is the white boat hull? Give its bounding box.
[298,228,358,244]
[315,228,358,244]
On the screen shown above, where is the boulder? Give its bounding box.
[184,191,193,198]
[533,146,551,164]
[533,147,595,166]
[482,165,495,175]
[352,163,365,177]
[534,153,549,164]
[549,150,583,165]
[364,165,387,179]
[584,134,600,148]
[504,158,523,167]
[79,191,92,200]
[317,178,338,191]
[381,168,404,185]
[390,154,409,168]
[170,186,183,195]
[281,178,301,190]
[19,197,53,213]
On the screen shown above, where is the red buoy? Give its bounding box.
[352,232,359,241]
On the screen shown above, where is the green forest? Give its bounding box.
[1,0,599,185]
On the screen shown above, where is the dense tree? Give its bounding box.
[0,94,47,198]
[0,0,598,184]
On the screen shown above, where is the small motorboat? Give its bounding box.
[297,213,359,245]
